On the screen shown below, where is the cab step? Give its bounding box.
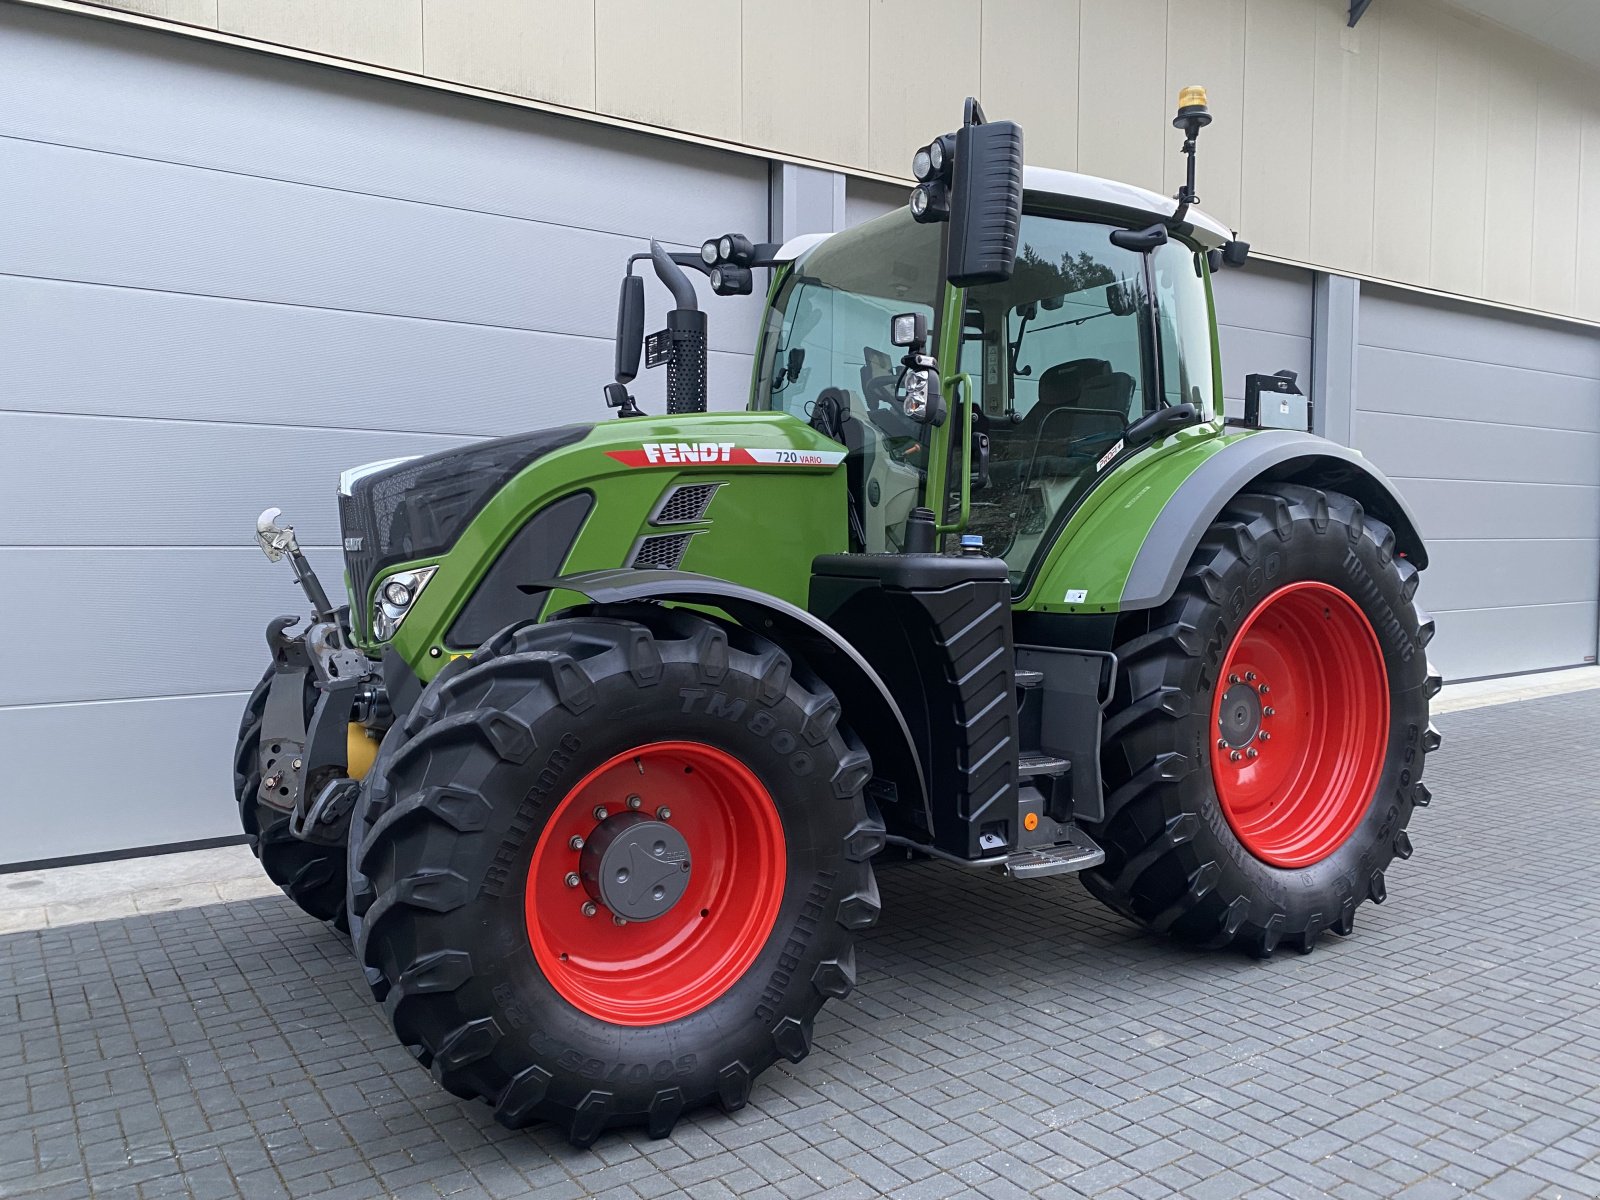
[1017,752,1070,778]
[1003,829,1105,879]
[1014,668,1045,690]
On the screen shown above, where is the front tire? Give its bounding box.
[351,607,883,1145]
[233,667,350,929]
[1085,483,1441,956]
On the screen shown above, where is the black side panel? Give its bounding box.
[445,492,593,649]
[811,554,1018,859]
[1015,644,1115,823]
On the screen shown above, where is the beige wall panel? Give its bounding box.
[1308,0,1378,273]
[1480,33,1539,305]
[594,0,741,141]
[1370,0,1435,285]
[1164,0,1245,233]
[1577,110,1600,322]
[1428,10,1488,297]
[1077,0,1167,193]
[422,0,594,108]
[1240,0,1314,263]
[980,0,1078,172]
[743,0,869,167]
[1529,75,1583,317]
[866,0,979,176]
[216,0,421,70]
[107,0,218,24]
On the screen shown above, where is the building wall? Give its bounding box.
[68,0,1600,328]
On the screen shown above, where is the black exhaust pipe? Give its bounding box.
[650,241,708,415]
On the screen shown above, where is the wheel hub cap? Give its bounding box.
[1217,682,1262,749]
[581,813,692,921]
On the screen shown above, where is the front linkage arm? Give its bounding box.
[255,509,376,844]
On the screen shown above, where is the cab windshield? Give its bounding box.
[754,207,1216,587]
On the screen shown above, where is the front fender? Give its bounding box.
[542,568,929,828]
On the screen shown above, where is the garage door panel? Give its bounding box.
[1354,411,1598,486]
[1391,478,1600,542]
[1,412,474,547]
[0,276,754,431]
[1362,289,1600,379]
[1428,604,1597,680]
[1359,344,1600,432]
[1218,326,1311,405]
[0,138,762,355]
[0,6,767,248]
[1211,263,1313,339]
[7,547,359,707]
[0,694,246,864]
[1419,539,1599,611]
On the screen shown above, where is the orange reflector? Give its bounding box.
[1023,812,1040,832]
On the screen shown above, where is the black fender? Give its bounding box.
[538,568,930,826]
[1122,430,1429,610]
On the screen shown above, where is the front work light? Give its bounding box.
[909,181,950,223]
[700,239,719,265]
[709,264,753,296]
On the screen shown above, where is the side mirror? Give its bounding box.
[614,274,644,384]
[947,110,1024,287]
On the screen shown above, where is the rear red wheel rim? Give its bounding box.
[1210,581,1388,869]
[525,741,786,1026]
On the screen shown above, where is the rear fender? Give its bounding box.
[1122,431,1428,610]
[541,568,930,830]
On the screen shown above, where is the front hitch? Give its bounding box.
[255,508,378,844]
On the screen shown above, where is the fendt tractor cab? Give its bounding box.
[241,92,1440,1145]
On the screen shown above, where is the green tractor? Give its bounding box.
[237,91,1439,1145]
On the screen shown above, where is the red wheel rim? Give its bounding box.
[1209,581,1388,869]
[525,741,786,1026]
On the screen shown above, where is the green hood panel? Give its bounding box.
[381,411,848,675]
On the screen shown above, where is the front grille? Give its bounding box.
[630,532,696,570]
[651,482,720,525]
[338,490,379,635]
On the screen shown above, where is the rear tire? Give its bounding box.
[350,606,883,1145]
[1084,483,1441,956]
[233,668,350,929]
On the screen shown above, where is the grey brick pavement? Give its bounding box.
[3,690,1599,1199]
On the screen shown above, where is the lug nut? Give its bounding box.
[1228,673,1240,685]
[1263,706,1275,718]
[1245,672,1257,683]
[656,806,672,821]
[1257,730,1270,742]
[1246,748,1259,759]
[1216,738,1228,750]
[612,915,627,927]
[592,806,608,821]
[292,759,303,770]
[568,835,584,851]
[564,872,580,888]
[581,901,597,917]
[1229,750,1242,762]
[627,794,642,810]
[1258,684,1270,695]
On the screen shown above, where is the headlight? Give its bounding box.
[901,368,931,420]
[372,565,437,641]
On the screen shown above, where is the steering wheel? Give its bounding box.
[861,372,900,411]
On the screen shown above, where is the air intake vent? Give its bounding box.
[651,482,721,525]
[630,532,697,570]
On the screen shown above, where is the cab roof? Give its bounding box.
[775,164,1234,261]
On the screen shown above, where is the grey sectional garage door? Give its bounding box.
[1353,288,1600,681]
[1211,261,1314,425]
[0,5,768,865]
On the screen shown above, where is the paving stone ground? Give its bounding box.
[2,690,1599,1199]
